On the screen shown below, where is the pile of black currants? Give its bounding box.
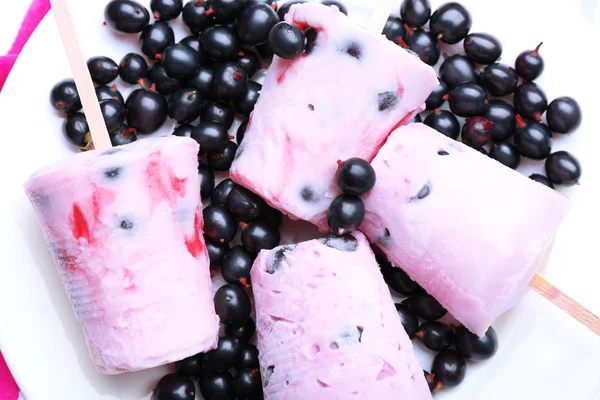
[385,0,583,188]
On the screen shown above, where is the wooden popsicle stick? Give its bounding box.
[368,0,396,34]
[529,273,600,336]
[49,0,112,150]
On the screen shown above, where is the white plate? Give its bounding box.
[1,0,600,399]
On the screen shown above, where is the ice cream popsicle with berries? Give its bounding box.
[230,3,438,231]
[251,232,432,399]
[24,136,219,373]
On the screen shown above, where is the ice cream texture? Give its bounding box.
[251,232,433,399]
[361,123,571,336]
[230,3,438,231]
[24,136,219,374]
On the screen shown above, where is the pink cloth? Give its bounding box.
[0,0,50,91]
[1,2,50,398]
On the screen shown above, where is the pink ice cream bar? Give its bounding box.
[230,3,438,231]
[251,232,432,399]
[361,123,572,336]
[24,136,219,374]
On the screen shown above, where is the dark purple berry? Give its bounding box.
[545,151,581,186]
[400,0,431,28]
[484,100,516,142]
[489,142,520,169]
[514,116,552,160]
[481,63,518,96]
[514,82,548,121]
[439,54,478,90]
[462,116,492,149]
[104,0,150,34]
[455,325,498,362]
[87,56,119,85]
[464,33,502,64]
[327,195,365,236]
[546,96,582,134]
[448,83,488,117]
[424,109,460,139]
[50,79,81,114]
[515,42,544,81]
[125,88,167,133]
[335,158,376,196]
[430,2,472,44]
[268,22,305,60]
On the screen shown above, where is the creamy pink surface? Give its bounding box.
[361,123,572,336]
[251,232,432,399]
[230,3,438,231]
[24,136,219,374]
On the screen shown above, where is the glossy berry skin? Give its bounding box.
[237,4,279,46]
[182,1,214,34]
[404,30,440,66]
[277,0,306,20]
[464,33,502,64]
[203,336,242,372]
[179,35,201,53]
[241,221,281,253]
[140,21,175,59]
[148,63,182,95]
[125,88,167,133]
[383,17,406,41]
[514,82,548,121]
[234,369,263,398]
[110,124,137,146]
[173,124,193,137]
[206,0,248,21]
[514,118,552,160]
[412,293,447,320]
[162,44,201,80]
[234,81,262,117]
[432,349,467,389]
[200,372,234,400]
[395,304,419,339]
[203,204,238,243]
[96,84,125,104]
[439,55,478,90]
[327,195,365,236]
[198,165,216,200]
[222,245,255,286]
[545,151,581,186]
[335,158,376,196]
[237,345,259,369]
[429,2,472,44]
[515,43,544,81]
[153,373,195,400]
[200,25,242,60]
[202,102,234,129]
[167,88,202,124]
[481,63,518,96]
[416,321,455,352]
[424,109,460,140]
[425,81,448,110]
[546,96,582,134]
[529,174,554,189]
[448,83,488,117]
[208,142,238,171]
[176,353,203,377]
[380,261,419,296]
[191,122,229,152]
[205,236,229,268]
[212,178,237,206]
[226,185,266,221]
[455,325,498,362]
[255,41,274,62]
[87,56,118,85]
[104,0,150,34]
[321,0,348,15]
[461,116,492,149]
[236,51,261,77]
[50,79,81,114]
[118,53,148,84]
[100,99,125,133]
[214,284,252,327]
[236,120,248,144]
[400,0,431,28]
[225,317,256,343]
[63,113,89,147]
[268,22,305,60]
[484,100,516,142]
[212,63,248,101]
[489,142,520,169]
[187,66,215,96]
[150,0,183,20]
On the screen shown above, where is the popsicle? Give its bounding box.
[24,136,219,374]
[251,232,432,399]
[360,123,571,336]
[230,3,438,231]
